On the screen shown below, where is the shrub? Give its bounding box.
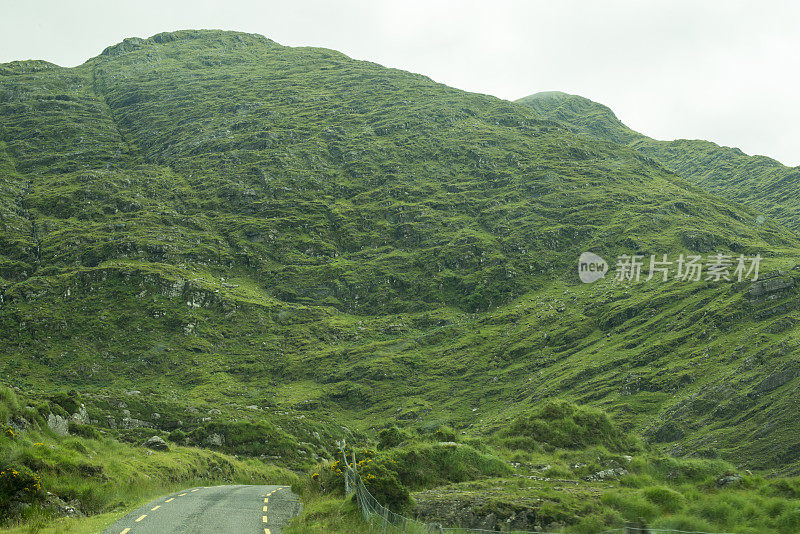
[0,387,21,422]
[652,514,715,532]
[381,442,510,489]
[168,429,187,443]
[49,392,80,415]
[641,485,685,513]
[499,400,638,452]
[433,425,456,442]
[68,422,100,439]
[778,508,800,534]
[601,491,658,522]
[359,462,411,511]
[377,426,408,450]
[0,464,44,519]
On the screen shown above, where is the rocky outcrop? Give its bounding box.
[144,435,169,450]
[46,413,69,436]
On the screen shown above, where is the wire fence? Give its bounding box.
[341,444,568,534]
[339,443,740,534]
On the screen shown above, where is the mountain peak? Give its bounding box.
[98,29,275,59]
[516,91,639,145]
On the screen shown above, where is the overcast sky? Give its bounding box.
[1,0,798,166]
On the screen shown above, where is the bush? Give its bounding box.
[377,426,408,450]
[0,387,21,422]
[434,425,456,442]
[49,392,80,415]
[499,400,638,452]
[652,514,715,532]
[380,442,510,489]
[359,462,411,511]
[601,491,658,522]
[168,429,187,443]
[641,485,685,513]
[0,464,44,519]
[778,508,800,534]
[68,422,100,439]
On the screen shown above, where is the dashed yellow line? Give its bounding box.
[264,497,269,503]
[120,529,131,534]
[265,529,271,534]
[263,505,268,512]
[135,514,147,522]
[178,492,187,496]
[165,497,175,502]
[191,488,200,492]
[151,505,161,511]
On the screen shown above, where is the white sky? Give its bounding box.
[1,0,798,166]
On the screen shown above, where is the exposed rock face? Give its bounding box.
[650,421,685,443]
[748,273,794,299]
[144,435,169,450]
[46,413,69,436]
[753,367,800,394]
[413,494,564,533]
[716,473,742,487]
[71,403,89,425]
[584,467,628,481]
[206,433,225,447]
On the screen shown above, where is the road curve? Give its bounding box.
[103,484,301,534]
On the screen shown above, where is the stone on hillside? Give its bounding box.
[47,413,69,436]
[651,421,684,443]
[584,467,628,481]
[748,275,794,299]
[71,403,88,424]
[754,367,800,394]
[144,435,169,451]
[717,475,741,487]
[206,433,225,447]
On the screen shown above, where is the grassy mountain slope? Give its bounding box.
[3,32,800,528]
[517,91,800,230]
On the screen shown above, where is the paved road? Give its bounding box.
[103,485,301,534]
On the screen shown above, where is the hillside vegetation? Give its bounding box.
[517,91,800,230]
[2,29,800,532]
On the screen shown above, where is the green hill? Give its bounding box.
[517,91,800,230]
[3,31,800,529]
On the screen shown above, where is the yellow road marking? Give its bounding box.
[120,529,131,534]
[191,488,200,492]
[165,498,175,502]
[135,514,147,522]
[265,529,271,534]
[151,505,161,511]
[178,493,187,496]
[264,497,269,503]
[262,515,268,523]
[263,505,268,512]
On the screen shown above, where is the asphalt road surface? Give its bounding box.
[103,485,301,534]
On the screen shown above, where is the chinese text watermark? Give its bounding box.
[579,253,761,283]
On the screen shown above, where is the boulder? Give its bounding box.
[144,435,169,451]
[46,413,69,436]
[716,473,742,487]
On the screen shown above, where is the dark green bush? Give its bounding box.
[68,422,100,439]
[377,426,409,450]
[433,425,456,442]
[500,400,639,452]
[0,463,43,520]
[168,429,187,443]
[641,485,685,513]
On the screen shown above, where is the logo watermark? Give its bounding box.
[578,252,609,283]
[578,253,761,283]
